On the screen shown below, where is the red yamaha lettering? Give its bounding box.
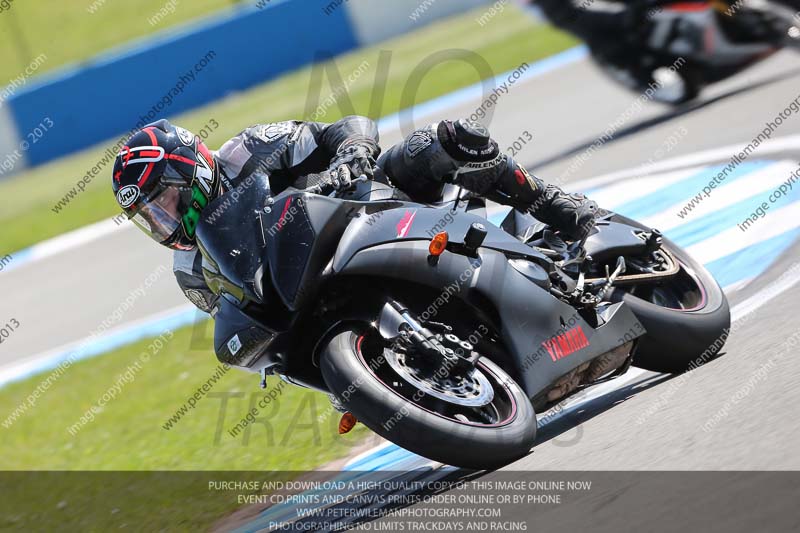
[543,326,589,362]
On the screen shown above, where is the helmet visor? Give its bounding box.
[129,186,191,244]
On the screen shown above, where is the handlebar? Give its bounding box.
[298,165,370,195]
[299,170,335,195]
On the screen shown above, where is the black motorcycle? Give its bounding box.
[196,168,730,470]
[595,0,800,104]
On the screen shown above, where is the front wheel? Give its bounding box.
[591,53,703,106]
[320,330,537,470]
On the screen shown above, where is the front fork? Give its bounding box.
[376,300,480,372]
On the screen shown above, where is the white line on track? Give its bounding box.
[577,134,800,190]
[643,160,799,231]
[586,166,704,209]
[0,303,198,388]
[730,263,800,321]
[3,218,131,273]
[686,202,800,264]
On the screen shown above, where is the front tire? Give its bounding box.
[321,330,537,470]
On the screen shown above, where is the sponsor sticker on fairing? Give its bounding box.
[227,334,242,356]
[543,326,590,362]
[184,289,208,309]
[396,209,417,238]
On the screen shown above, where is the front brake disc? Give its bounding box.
[384,348,494,407]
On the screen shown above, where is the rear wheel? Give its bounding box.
[610,216,731,374]
[321,329,537,470]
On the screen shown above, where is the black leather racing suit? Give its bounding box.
[174,116,596,314]
[174,115,381,313]
[376,119,596,239]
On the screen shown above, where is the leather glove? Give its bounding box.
[574,200,599,241]
[329,140,377,181]
[551,193,598,241]
[532,184,599,241]
[329,165,353,191]
[532,189,598,241]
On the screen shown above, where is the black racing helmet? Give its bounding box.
[111,119,222,250]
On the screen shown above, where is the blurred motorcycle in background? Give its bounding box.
[599,0,800,103]
[529,0,800,104]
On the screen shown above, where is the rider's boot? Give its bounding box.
[486,158,599,241]
[377,119,599,240]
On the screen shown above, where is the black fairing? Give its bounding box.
[196,174,271,306]
[337,242,643,399]
[196,175,292,371]
[195,178,402,371]
[263,192,355,311]
[584,220,649,264]
[263,179,404,311]
[333,205,551,273]
[213,295,282,371]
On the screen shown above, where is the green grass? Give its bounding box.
[0,0,239,86]
[0,323,370,528]
[0,4,576,253]
[0,323,367,470]
[0,470,297,531]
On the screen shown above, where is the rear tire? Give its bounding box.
[611,216,731,374]
[321,330,537,470]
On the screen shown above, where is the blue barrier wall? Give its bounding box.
[7,0,359,166]
[2,0,492,170]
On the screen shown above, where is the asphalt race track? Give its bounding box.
[2,44,800,530]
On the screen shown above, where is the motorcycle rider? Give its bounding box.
[111,116,597,314]
[531,0,798,102]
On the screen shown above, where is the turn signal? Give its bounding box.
[429,232,449,257]
[338,412,358,434]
